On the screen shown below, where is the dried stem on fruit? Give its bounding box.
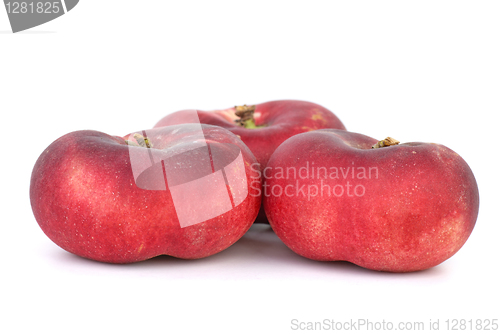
[234,105,264,129]
[125,133,153,148]
[372,137,400,149]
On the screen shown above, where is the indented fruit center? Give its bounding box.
[234,104,266,129]
[125,133,153,148]
[372,137,400,149]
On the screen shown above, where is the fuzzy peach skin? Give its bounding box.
[263,129,479,272]
[30,125,261,263]
[154,100,346,169]
[154,100,346,224]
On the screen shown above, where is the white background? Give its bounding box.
[1,1,499,333]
